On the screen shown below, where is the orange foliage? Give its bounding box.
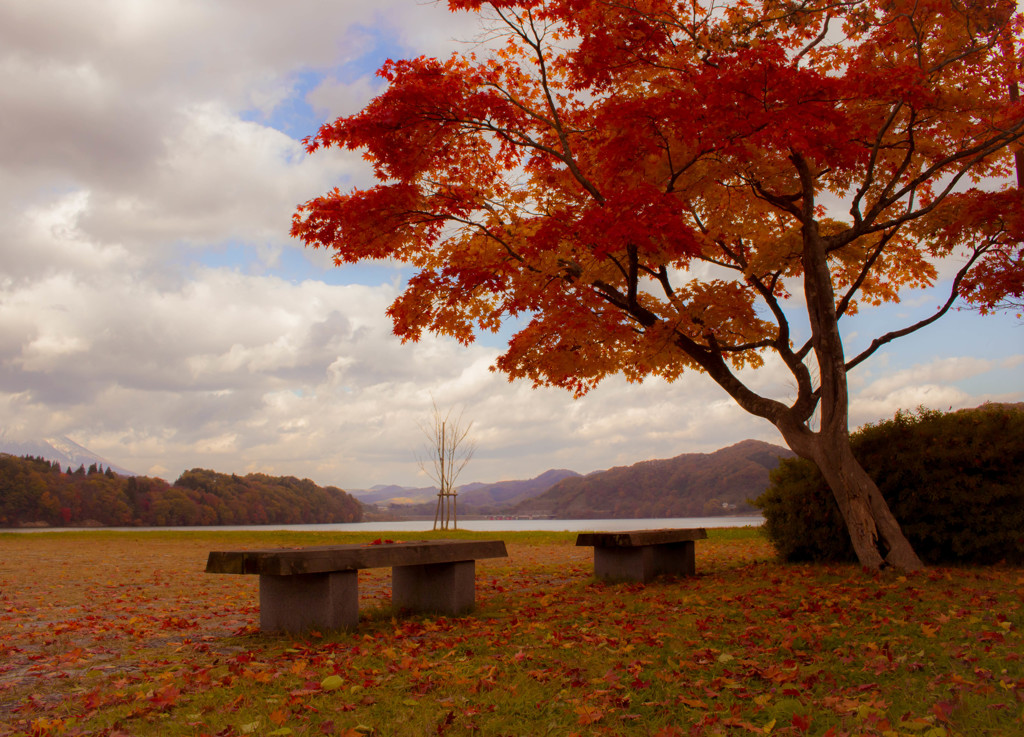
[293,0,1023,403]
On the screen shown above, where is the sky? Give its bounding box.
[1,0,1022,489]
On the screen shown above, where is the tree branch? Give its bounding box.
[845,246,987,371]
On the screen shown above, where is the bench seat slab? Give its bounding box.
[207,540,507,576]
[392,560,476,615]
[259,570,358,632]
[576,528,708,548]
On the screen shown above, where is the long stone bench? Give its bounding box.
[575,528,707,583]
[205,539,507,632]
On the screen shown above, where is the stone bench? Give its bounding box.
[575,528,707,583]
[205,539,507,632]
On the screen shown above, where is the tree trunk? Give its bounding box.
[782,422,924,571]
[784,165,923,572]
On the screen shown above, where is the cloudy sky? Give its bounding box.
[1,0,1021,489]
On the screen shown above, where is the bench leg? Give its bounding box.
[649,541,696,578]
[593,546,651,582]
[258,571,359,632]
[392,560,476,616]
[593,541,696,583]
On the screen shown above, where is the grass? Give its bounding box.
[1,528,1021,736]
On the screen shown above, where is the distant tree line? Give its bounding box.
[0,455,363,527]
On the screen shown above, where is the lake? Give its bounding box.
[4,515,762,533]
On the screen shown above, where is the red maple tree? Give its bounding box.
[292,0,1024,570]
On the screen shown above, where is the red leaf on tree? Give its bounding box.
[294,0,1024,572]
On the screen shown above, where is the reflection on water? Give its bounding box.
[6,516,763,534]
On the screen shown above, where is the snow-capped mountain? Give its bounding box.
[0,433,136,476]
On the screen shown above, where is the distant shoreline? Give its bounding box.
[1,514,764,533]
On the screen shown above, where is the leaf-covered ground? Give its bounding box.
[1,529,1021,736]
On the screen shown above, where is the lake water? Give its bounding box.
[4,515,762,534]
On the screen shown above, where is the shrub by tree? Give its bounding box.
[293,0,1024,570]
[754,404,1024,565]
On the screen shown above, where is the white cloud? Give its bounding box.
[848,355,1024,429]
[858,356,1000,399]
[307,74,385,120]
[77,101,365,253]
[0,0,1020,493]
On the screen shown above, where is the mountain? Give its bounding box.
[0,434,136,477]
[2,433,791,520]
[350,440,791,520]
[516,439,794,518]
[348,484,439,505]
[458,469,580,507]
[348,469,581,512]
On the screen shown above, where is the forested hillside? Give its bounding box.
[0,455,362,527]
[519,440,793,518]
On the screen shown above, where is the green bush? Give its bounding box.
[754,404,1024,565]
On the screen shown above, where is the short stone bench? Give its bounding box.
[576,528,707,583]
[205,539,507,632]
